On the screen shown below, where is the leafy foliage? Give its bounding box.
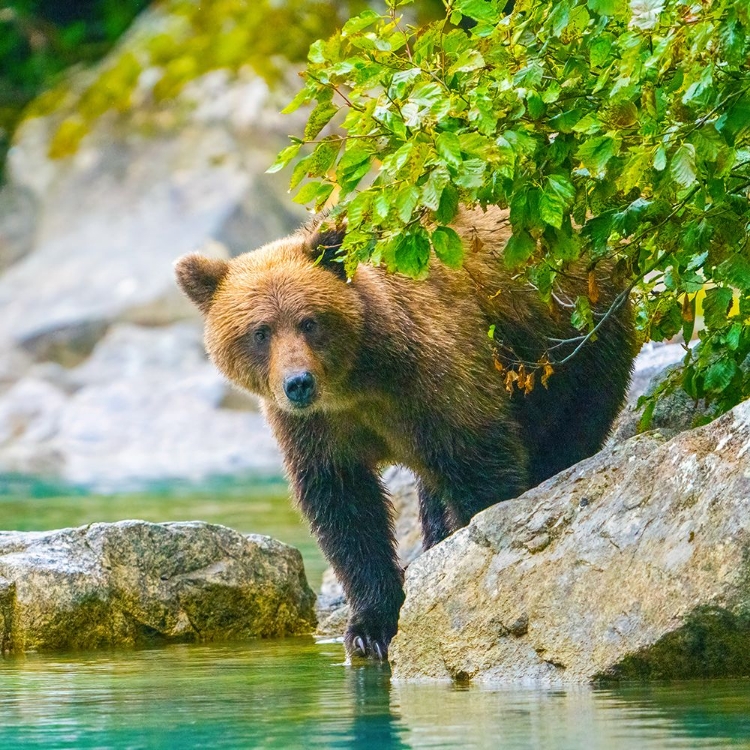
[279,0,750,420]
[0,0,151,177]
[5,1,446,168]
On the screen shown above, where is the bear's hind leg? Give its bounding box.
[423,423,529,529]
[416,479,453,550]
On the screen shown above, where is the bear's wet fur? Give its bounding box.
[175,207,635,661]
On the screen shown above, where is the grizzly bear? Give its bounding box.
[175,207,635,661]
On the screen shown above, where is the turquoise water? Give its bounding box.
[0,477,327,587]
[2,481,750,748]
[1,640,750,749]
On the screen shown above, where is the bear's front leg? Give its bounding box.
[291,459,404,661]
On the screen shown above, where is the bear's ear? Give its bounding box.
[174,254,229,314]
[306,222,348,281]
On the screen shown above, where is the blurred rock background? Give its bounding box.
[0,0,345,491]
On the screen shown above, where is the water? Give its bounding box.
[1,640,750,749]
[0,476,327,587]
[2,481,750,748]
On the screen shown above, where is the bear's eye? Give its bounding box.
[253,327,270,345]
[300,318,317,334]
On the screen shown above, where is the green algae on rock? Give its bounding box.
[0,521,316,652]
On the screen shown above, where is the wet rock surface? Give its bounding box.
[389,400,750,684]
[0,521,316,652]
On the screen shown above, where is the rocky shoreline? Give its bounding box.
[2,378,748,685]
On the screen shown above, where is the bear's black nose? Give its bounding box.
[284,372,316,407]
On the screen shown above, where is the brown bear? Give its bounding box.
[175,206,635,661]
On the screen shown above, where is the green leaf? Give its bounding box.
[436,132,463,169]
[504,231,536,268]
[571,295,594,331]
[422,167,450,211]
[704,359,739,393]
[305,139,340,177]
[293,181,329,205]
[671,144,698,188]
[282,87,314,115]
[455,158,485,188]
[436,184,459,225]
[372,192,391,222]
[587,0,623,13]
[395,184,420,222]
[337,143,373,184]
[346,191,372,226]
[549,109,583,133]
[589,35,613,66]
[540,191,565,229]
[290,154,314,190]
[455,0,501,23]
[703,287,734,328]
[547,174,576,204]
[449,49,485,73]
[304,101,338,140]
[267,142,302,174]
[394,230,431,278]
[637,398,656,432]
[432,226,464,268]
[725,322,743,352]
[342,9,380,36]
[526,92,545,120]
[576,135,619,177]
[653,145,667,171]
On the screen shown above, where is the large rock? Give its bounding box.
[609,341,712,444]
[389,400,750,683]
[0,183,37,273]
[0,323,281,491]
[0,521,316,652]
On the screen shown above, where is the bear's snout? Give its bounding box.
[283,371,317,408]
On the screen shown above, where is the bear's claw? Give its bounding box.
[347,631,390,661]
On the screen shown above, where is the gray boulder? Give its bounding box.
[609,341,712,444]
[0,183,37,273]
[389,399,750,683]
[0,521,316,653]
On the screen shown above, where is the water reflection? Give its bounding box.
[345,661,409,750]
[1,640,749,749]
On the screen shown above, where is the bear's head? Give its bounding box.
[175,222,364,414]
